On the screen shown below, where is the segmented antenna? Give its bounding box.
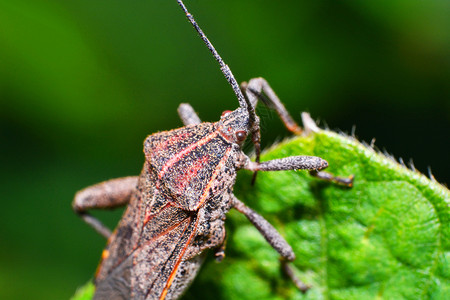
[177,0,263,182]
[176,0,247,109]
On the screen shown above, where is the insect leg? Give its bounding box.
[310,170,354,187]
[178,103,201,125]
[281,260,310,293]
[241,77,302,134]
[232,195,309,292]
[242,154,328,172]
[242,153,353,186]
[72,176,138,238]
[301,113,354,186]
[214,233,227,262]
[241,77,302,183]
[232,195,294,260]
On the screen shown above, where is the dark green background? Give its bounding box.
[0,0,448,299]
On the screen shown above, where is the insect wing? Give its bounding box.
[132,205,198,299]
[94,196,199,299]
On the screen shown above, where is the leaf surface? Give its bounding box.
[187,129,449,300]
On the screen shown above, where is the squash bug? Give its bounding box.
[73,1,353,299]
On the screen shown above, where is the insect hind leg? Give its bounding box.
[178,103,202,125]
[72,176,138,238]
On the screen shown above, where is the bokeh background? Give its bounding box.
[0,0,448,299]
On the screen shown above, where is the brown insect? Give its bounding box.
[73,1,353,299]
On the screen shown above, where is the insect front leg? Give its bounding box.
[72,176,138,238]
[309,169,354,187]
[241,78,353,186]
[241,77,302,134]
[242,153,329,172]
[241,147,353,186]
[178,103,201,125]
[232,195,310,292]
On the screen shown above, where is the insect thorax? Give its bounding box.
[144,123,241,211]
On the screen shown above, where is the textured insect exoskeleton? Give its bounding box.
[73,1,353,299]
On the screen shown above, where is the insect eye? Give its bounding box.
[221,110,232,117]
[235,130,247,142]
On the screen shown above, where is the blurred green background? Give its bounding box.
[0,0,448,299]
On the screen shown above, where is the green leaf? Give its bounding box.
[186,122,449,300]
[71,281,95,300]
[73,121,449,300]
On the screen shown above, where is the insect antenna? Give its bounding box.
[177,0,247,110]
[177,0,262,180]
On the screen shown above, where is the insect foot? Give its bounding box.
[73,1,353,299]
[302,112,355,187]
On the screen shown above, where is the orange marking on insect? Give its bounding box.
[94,249,111,278]
[143,213,191,249]
[159,215,200,300]
[101,249,110,260]
[195,147,232,210]
[221,110,232,116]
[158,130,219,179]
